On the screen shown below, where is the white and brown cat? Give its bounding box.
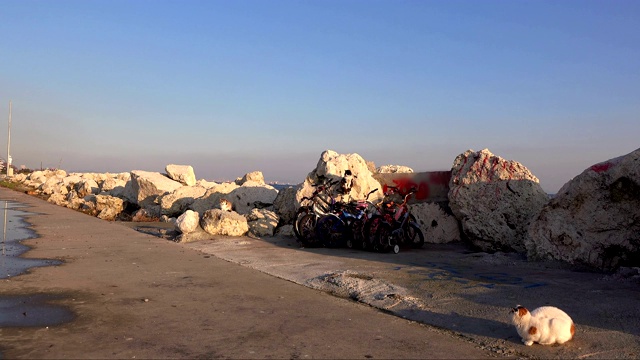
[219,198,233,212]
[510,305,575,346]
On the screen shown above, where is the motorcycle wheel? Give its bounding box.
[316,215,345,248]
[404,223,425,249]
[298,213,321,247]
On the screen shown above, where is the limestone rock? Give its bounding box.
[527,148,640,270]
[236,171,265,185]
[273,186,297,224]
[276,224,295,237]
[175,210,200,234]
[189,182,239,215]
[158,185,208,217]
[377,165,414,174]
[101,177,127,193]
[65,191,84,210]
[132,207,161,222]
[125,170,183,207]
[409,203,461,244]
[40,176,67,195]
[76,179,100,198]
[200,209,248,236]
[165,164,196,186]
[94,194,124,221]
[47,192,68,207]
[448,149,548,252]
[297,150,383,207]
[228,183,278,215]
[196,179,219,189]
[246,208,279,237]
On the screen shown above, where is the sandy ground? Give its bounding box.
[0,187,496,359]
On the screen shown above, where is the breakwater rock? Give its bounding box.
[7,147,640,272]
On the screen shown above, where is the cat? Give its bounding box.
[510,305,575,346]
[219,198,233,212]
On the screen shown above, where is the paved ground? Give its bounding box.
[176,230,640,360]
[1,186,639,359]
[0,187,495,359]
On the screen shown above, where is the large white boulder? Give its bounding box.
[175,210,200,234]
[448,149,548,252]
[189,182,240,215]
[273,186,297,224]
[377,165,414,173]
[158,185,208,217]
[409,203,461,244]
[297,150,383,207]
[94,194,124,221]
[200,209,249,236]
[101,176,127,193]
[47,192,68,207]
[227,183,278,215]
[246,208,279,237]
[124,170,183,207]
[165,164,196,186]
[236,171,265,185]
[76,179,100,198]
[527,148,640,270]
[40,176,67,195]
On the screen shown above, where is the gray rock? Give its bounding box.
[527,148,640,270]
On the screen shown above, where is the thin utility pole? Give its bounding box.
[6,100,11,176]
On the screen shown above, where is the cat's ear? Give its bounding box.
[518,307,529,317]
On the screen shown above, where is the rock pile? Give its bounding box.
[8,147,640,272]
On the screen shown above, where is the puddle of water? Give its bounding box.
[0,294,75,327]
[0,199,74,329]
[0,200,63,277]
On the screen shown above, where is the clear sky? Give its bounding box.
[1,0,638,193]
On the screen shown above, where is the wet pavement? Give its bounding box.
[0,200,71,330]
[0,200,62,278]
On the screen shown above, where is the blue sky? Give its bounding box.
[1,0,638,192]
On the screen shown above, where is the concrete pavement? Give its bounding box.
[0,187,495,359]
[2,186,639,359]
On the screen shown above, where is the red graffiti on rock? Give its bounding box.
[590,162,613,173]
